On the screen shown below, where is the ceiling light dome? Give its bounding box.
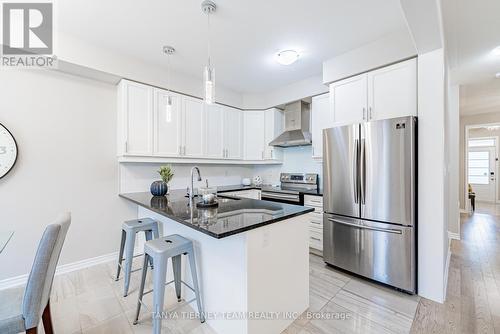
[276,50,300,65]
[492,46,500,56]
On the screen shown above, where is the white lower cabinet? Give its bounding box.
[304,195,323,253]
[220,189,261,200]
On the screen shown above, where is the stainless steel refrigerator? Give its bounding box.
[323,116,416,293]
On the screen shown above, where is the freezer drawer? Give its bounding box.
[323,214,416,293]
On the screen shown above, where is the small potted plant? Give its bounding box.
[150,165,174,196]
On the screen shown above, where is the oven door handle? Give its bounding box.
[261,192,300,200]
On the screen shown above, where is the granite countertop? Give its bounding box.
[119,189,314,239]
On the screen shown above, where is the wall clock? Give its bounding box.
[0,123,18,179]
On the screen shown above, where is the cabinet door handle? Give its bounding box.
[271,149,273,159]
[124,141,128,153]
[362,108,366,121]
[369,107,373,120]
[178,145,181,155]
[183,146,186,155]
[311,221,321,225]
[311,237,321,241]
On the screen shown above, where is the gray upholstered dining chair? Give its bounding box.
[0,213,71,334]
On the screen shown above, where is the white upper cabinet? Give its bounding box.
[118,81,153,156]
[367,58,417,120]
[243,111,265,160]
[117,79,282,164]
[329,58,417,126]
[204,104,224,158]
[154,89,182,157]
[330,73,368,125]
[264,108,284,160]
[183,98,205,158]
[223,107,243,159]
[311,93,333,160]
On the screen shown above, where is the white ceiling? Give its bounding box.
[442,0,500,115]
[58,0,408,94]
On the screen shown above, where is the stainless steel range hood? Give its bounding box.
[269,100,311,147]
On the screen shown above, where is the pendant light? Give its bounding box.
[201,0,216,104]
[163,45,175,122]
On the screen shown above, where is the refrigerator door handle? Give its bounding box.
[360,138,366,205]
[353,139,359,204]
[327,218,402,234]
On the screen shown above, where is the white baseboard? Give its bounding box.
[448,231,460,241]
[0,251,118,291]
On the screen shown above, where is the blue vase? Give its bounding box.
[150,181,168,196]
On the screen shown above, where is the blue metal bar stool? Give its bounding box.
[133,234,205,334]
[115,218,160,297]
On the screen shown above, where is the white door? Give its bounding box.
[223,107,243,159]
[205,104,224,158]
[311,93,333,159]
[469,146,497,202]
[123,81,153,155]
[243,111,265,160]
[264,108,283,160]
[368,58,417,120]
[183,98,205,157]
[154,89,182,156]
[330,73,367,125]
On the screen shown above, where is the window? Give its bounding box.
[468,151,489,184]
[469,138,495,147]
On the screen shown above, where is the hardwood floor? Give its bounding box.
[9,210,500,333]
[411,212,500,334]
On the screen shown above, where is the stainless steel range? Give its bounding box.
[261,173,319,205]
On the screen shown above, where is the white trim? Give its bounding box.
[118,156,283,165]
[459,209,468,214]
[448,231,460,240]
[0,251,118,291]
[443,238,452,302]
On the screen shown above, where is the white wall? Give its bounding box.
[242,75,328,110]
[417,48,447,302]
[446,84,460,237]
[0,70,137,280]
[119,163,255,194]
[322,28,416,84]
[254,146,323,186]
[56,32,244,108]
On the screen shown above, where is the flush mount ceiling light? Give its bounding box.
[201,0,216,105]
[276,50,300,65]
[491,46,500,56]
[163,45,175,122]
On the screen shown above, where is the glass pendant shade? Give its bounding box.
[204,65,215,104]
[165,95,173,122]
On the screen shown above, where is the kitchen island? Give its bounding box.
[120,191,313,334]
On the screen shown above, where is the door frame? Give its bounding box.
[465,123,500,211]
[468,144,497,203]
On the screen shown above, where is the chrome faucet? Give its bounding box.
[189,166,202,200]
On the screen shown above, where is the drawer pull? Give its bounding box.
[311,221,321,225]
[311,237,321,241]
